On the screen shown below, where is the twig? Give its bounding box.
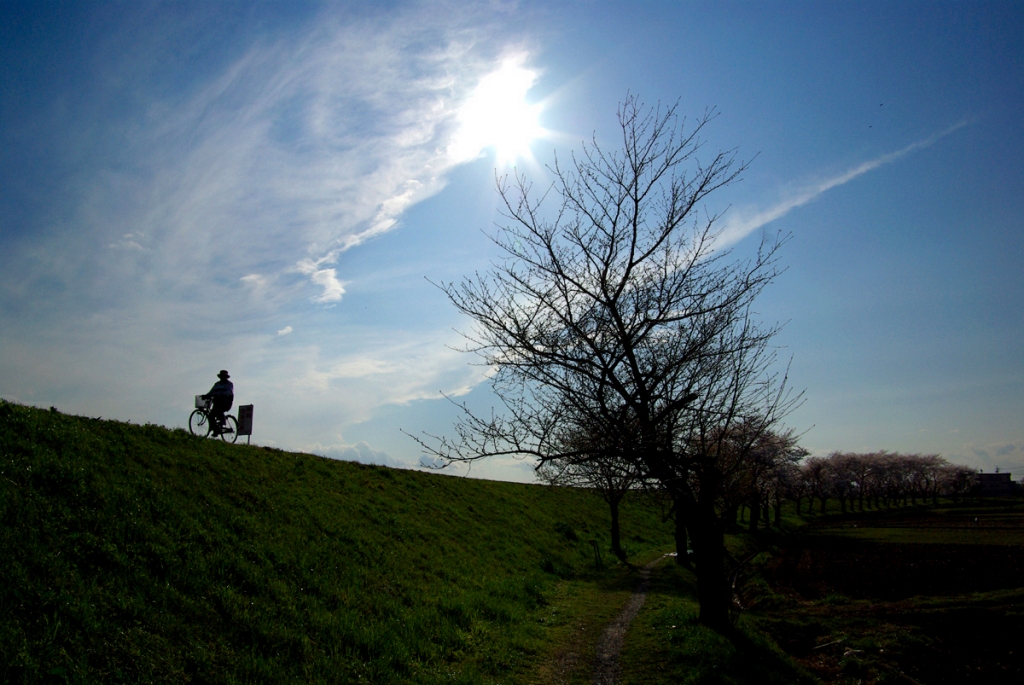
[812,637,845,650]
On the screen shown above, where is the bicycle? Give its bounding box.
[189,396,238,443]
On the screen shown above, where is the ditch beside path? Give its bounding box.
[592,554,672,685]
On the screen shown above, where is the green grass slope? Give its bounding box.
[0,401,673,684]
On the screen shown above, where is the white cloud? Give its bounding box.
[107,231,149,252]
[428,453,541,483]
[277,335,488,411]
[22,3,522,318]
[0,3,531,466]
[309,440,408,468]
[310,268,346,303]
[718,121,971,247]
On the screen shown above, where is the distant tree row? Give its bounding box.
[794,451,976,515]
[719,449,977,531]
[538,437,980,548]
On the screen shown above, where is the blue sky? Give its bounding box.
[2,1,1022,481]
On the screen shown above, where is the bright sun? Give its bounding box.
[450,57,544,165]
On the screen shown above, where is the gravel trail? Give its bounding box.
[592,555,668,684]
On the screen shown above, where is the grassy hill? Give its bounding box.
[0,401,674,684]
[18,399,1014,685]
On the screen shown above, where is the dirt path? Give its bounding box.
[592,554,669,685]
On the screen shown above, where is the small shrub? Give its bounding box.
[554,521,578,541]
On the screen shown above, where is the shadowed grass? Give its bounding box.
[521,560,654,685]
[617,563,813,684]
[738,499,1024,683]
[811,526,1024,545]
[809,501,1024,545]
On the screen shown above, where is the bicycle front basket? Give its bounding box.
[195,395,208,409]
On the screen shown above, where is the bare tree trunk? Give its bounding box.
[674,515,690,567]
[609,495,626,562]
[691,498,730,632]
[724,502,739,526]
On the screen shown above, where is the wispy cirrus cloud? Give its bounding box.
[282,335,485,409]
[8,2,522,317]
[0,2,531,447]
[718,121,971,247]
[133,9,504,305]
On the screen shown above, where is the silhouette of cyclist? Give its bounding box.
[202,370,234,434]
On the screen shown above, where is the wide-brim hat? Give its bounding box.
[218,370,230,379]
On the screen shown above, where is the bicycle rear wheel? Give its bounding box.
[219,415,239,444]
[189,409,210,437]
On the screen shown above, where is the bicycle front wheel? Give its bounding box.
[219,415,239,444]
[189,409,210,437]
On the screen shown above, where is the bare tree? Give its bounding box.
[802,456,833,514]
[756,430,808,527]
[938,463,976,501]
[770,455,806,525]
[829,452,857,514]
[838,452,874,511]
[413,96,797,631]
[536,412,645,562]
[716,424,804,530]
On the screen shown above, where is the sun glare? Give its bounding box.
[450,57,545,165]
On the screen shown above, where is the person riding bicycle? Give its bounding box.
[202,370,234,435]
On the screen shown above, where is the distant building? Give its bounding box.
[972,471,1023,497]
